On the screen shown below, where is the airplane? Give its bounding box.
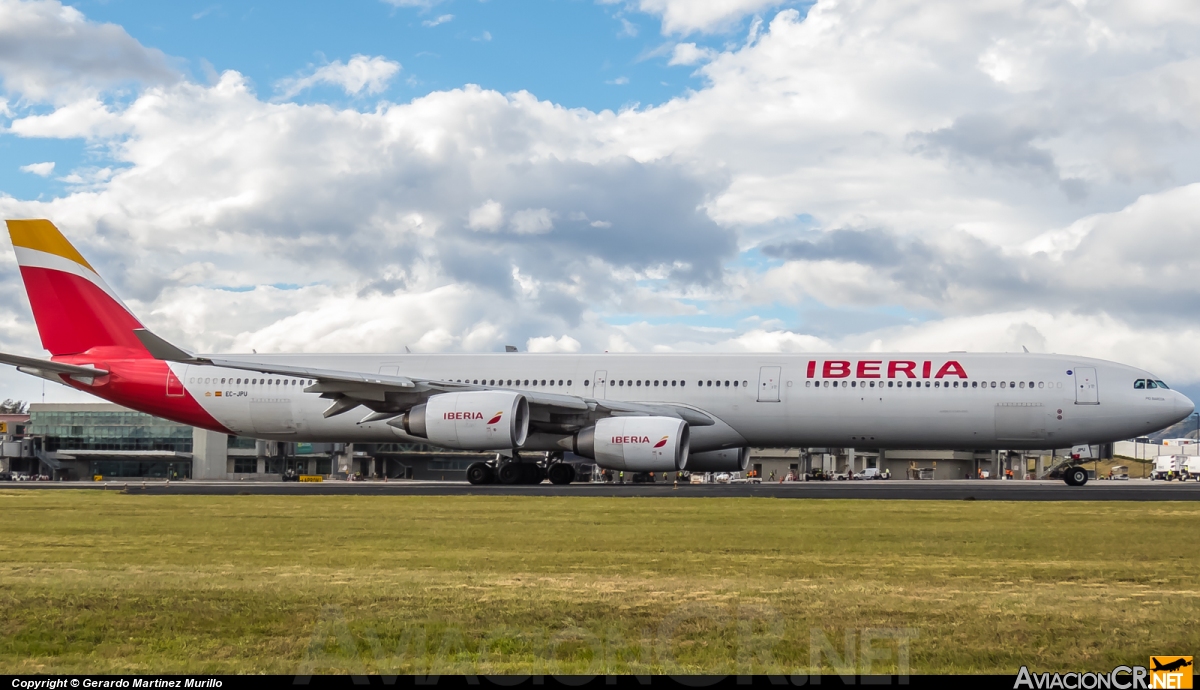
[1,219,1193,486]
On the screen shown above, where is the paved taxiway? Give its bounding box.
[4,478,1199,500]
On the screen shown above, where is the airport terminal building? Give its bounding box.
[2,403,490,481]
[0,402,1112,482]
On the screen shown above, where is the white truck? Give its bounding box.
[1186,457,1200,481]
[1151,455,1185,481]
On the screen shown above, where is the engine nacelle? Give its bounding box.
[394,391,529,450]
[573,416,689,472]
[684,447,749,472]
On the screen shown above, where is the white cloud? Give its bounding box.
[468,200,504,231]
[276,54,401,98]
[422,14,453,27]
[0,0,178,102]
[669,43,718,66]
[634,0,788,35]
[527,335,582,353]
[606,76,630,85]
[18,161,54,176]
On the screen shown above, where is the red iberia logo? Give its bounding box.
[653,436,669,448]
[444,411,484,420]
[1151,657,1192,689]
[612,436,651,444]
[487,411,503,425]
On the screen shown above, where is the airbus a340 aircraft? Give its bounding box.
[2,219,1193,486]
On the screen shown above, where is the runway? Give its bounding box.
[4,478,1199,500]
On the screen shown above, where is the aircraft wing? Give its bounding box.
[133,328,713,428]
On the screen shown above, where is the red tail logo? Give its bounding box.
[487,411,503,425]
[653,436,669,448]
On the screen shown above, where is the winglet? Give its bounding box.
[133,329,199,362]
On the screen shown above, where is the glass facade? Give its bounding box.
[90,459,190,479]
[27,409,193,452]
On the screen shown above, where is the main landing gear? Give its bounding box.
[1063,466,1089,487]
[465,452,576,486]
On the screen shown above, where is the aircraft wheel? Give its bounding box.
[466,462,493,485]
[548,463,575,485]
[497,462,523,485]
[525,465,547,484]
[1064,467,1088,487]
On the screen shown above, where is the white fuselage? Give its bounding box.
[173,352,1194,452]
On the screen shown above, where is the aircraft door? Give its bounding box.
[1074,367,1099,405]
[592,370,607,399]
[757,366,781,402]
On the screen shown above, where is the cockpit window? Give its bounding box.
[1134,379,1146,389]
[1155,380,1170,389]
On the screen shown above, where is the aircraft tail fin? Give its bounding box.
[6,219,148,357]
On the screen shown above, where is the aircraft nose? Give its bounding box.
[1177,392,1195,419]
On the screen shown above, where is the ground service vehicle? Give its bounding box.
[0,219,1194,486]
[1151,456,1183,481]
[1186,457,1200,481]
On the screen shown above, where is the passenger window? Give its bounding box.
[806,381,812,388]
[888,381,894,388]
[583,380,589,386]
[636,381,641,387]
[1019,381,1025,389]
[733,381,739,387]
[707,381,712,387]
[680,381,685,387]
[619,380,625,387]
[672,381,677,386]
[541,380,547,386]
[924,381,930,388]
[1028,381,1034,388]
[725,380,730,387]
[1038,382,1044,389]
[743,381,748,387]
[567,380,572,386]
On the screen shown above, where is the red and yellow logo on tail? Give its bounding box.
[487,411,504,425]
[653,436,669,448]
[5,219,144,356]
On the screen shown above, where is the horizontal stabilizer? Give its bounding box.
[0,351,109,377]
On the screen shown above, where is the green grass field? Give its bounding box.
[0,490,1196,675]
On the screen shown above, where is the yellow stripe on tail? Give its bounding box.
[7,219,96,271]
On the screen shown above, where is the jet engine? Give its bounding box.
[394,391,529,450]
[572,416,689,472]
[685,447,750,472]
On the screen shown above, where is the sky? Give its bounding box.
[2,0,1200,405]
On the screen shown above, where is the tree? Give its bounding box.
[0,399,28,414]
